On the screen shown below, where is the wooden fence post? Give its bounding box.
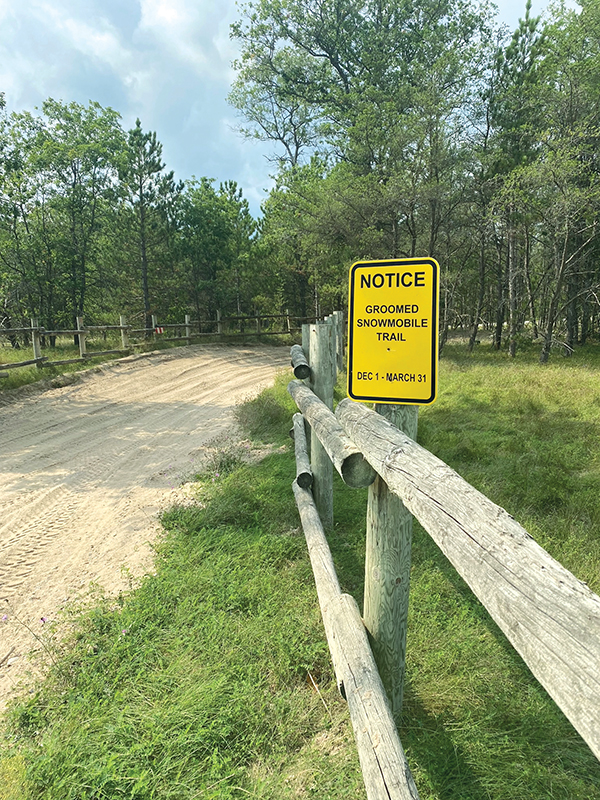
[364,404,418,721]
[30,318,43,368]
[217,310,223,335]
[302,324,310,370]
[301,323,312,454]
[120,315,129,349]
[185,314,191,343]
[333,309,345,371]
[76,316,87,358]
[309,319,336,529]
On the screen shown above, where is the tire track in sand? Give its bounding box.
[0,344,289,712]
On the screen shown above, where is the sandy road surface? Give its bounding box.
[0,344,289,713]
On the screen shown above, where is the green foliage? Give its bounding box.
[230,0,600,352]
[118,119,183,332]
[0,102,264,338]
[0,100,126,330]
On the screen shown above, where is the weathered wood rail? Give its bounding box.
[287,324,600,799]
[293,478,419,800]
[337,398,600,762]
[289,379,375,488]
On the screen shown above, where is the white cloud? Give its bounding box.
[33,1,134,80]
[138,0,209,73]
[136,0,238,81]
[0,0,12,22]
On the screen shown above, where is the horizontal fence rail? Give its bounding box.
[335,398,600,762]
[293,479,420,800]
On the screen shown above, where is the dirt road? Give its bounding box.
[0,344,289,713]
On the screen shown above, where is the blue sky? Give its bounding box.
[0,0,556,216]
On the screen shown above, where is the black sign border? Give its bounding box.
[347,257,439,405]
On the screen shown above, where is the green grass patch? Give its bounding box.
[2,340,600,798]
[0,335,128,392]
[1,449,364,799]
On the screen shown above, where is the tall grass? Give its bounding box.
[2,342,600,799]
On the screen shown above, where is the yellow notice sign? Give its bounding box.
[347,258,439,404]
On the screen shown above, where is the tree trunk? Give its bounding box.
[493,242,506,351]
[508,217,518,358]
[523,227,538,339]
[468,235,486,352]
[140,200,152,336]
[565,272,578,356]
[540,239,568,364]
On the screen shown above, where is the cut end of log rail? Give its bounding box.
[290,343,311,379]
[340,450,378,488]
[288,380,376,489]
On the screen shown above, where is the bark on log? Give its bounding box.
[292,412,313,489]
[336,397,600,761]
[41,329,87,336]
[292,480,420,800]
[0,357,47,369]
[288,380,376,488]
[364,404,417,721]
[290,344,311,379]
[308,322,335,528]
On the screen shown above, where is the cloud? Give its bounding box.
[137,0,236,80]
[49,11,132,75]
[0,0,277,215]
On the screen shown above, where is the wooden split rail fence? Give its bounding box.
[0,311,312,378]
[0,316,131,376]
[289,315,600,800]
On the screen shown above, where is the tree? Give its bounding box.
[216,181,258,315]
[119,119,182,333]
[0,100,125,333]
[230,0,498,332]
[177,178,232,321]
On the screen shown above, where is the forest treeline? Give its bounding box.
[2,0,600,360]
[0,96,263,337]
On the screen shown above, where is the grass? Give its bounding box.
[2,339,600,798]
[0,335,131,392]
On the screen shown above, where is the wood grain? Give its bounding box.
[337,397,600,761]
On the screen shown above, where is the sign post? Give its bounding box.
[348,257,439,721]
[347,257,439,405]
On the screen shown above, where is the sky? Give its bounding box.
[0,0,556,217]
